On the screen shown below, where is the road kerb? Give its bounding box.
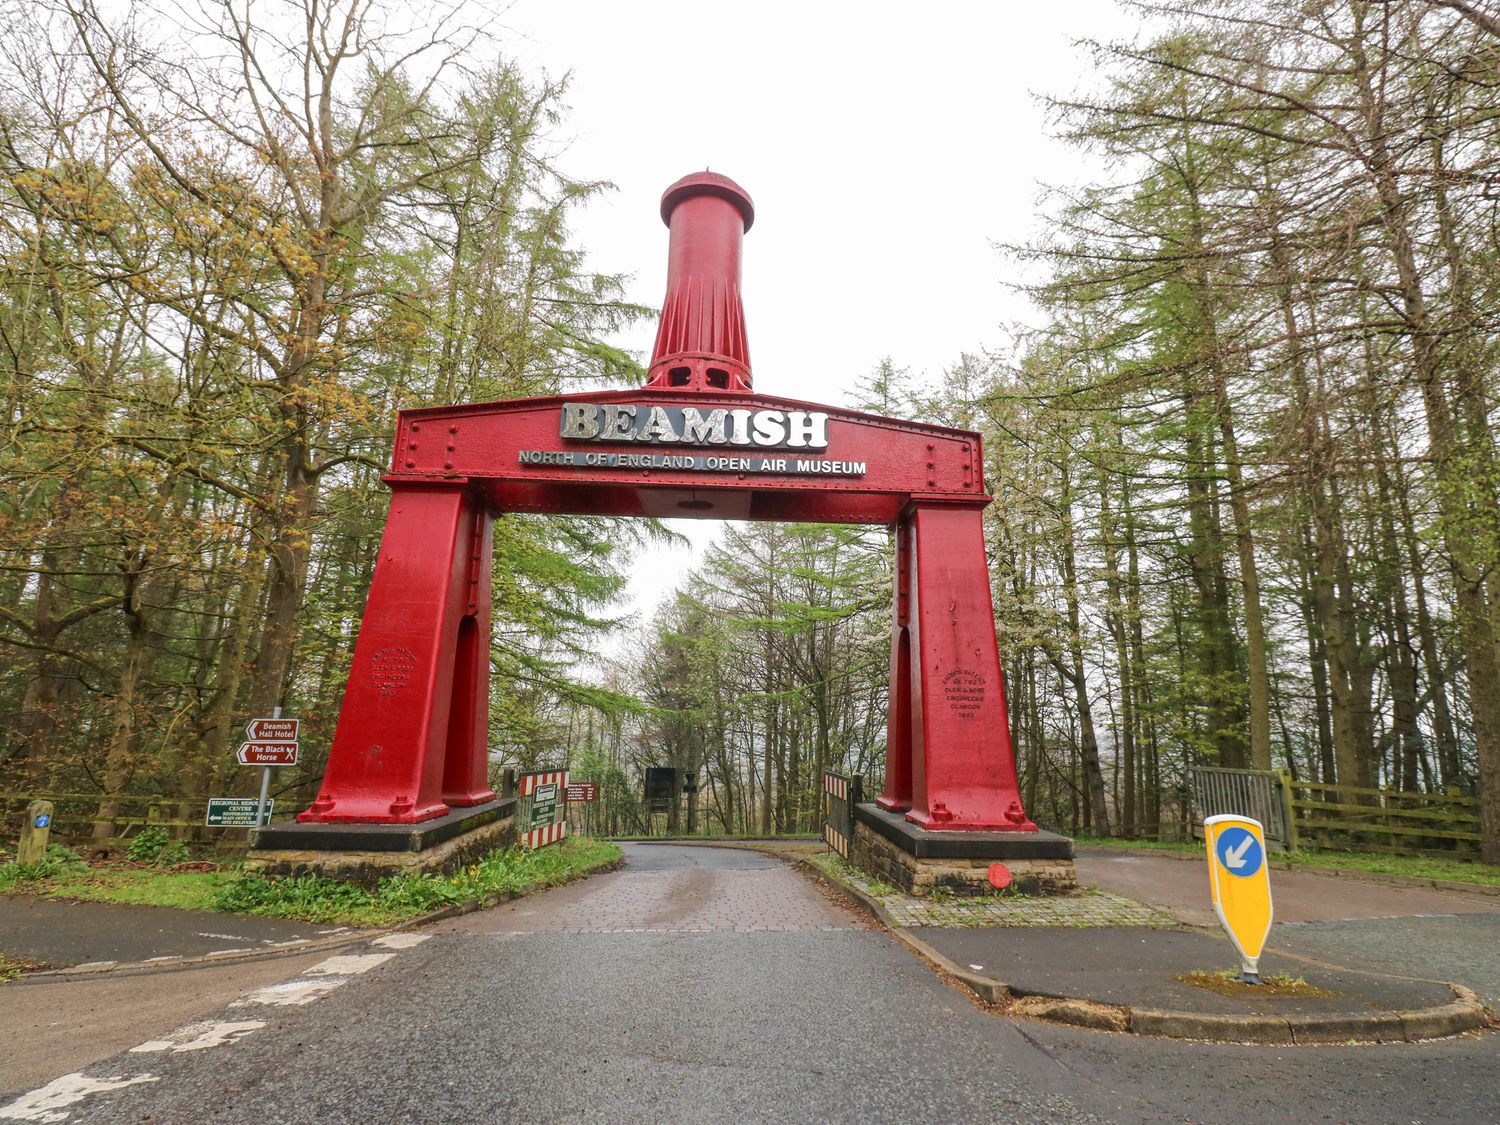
[23,928,380,982]
[797,849,1491,1045]
[16,853,626,981]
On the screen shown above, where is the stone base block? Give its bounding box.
[245,798,517,883]
[851,803,1077,897]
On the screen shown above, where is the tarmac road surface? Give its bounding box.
[4,843,1498,1124]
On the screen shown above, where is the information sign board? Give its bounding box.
[564,782,598,803]
[529,782,559,829]
[237,742,300,766]
[517,770,568,848]
[207,797,275,827]
[245,717,299,742]
[1204,814,1273,981]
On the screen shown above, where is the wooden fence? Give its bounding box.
[1,792,230,846]
[1288,780,1479,859]
[1189,768,1480,859]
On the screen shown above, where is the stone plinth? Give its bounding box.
[246,798,516,884]
[851,803,1076,897]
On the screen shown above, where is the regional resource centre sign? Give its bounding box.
[514,401,868,477]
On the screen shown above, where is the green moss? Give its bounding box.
[215,837,623,927]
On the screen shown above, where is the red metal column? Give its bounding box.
[299,483,493,823]
[877,513,914,812]
[904,502,1037,832]
[442,505,497,808]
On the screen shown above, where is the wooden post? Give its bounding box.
[18,800,54,865]
[1276,769,1299,853]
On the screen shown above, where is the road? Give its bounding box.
[2,843,1498,1123]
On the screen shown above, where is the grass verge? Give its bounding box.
[1,837,622,929]
[1076,834,1500,887]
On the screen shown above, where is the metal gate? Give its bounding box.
[822,771,862,858]
[1190,766,1289,850]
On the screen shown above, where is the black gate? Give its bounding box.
[822,771,862,858]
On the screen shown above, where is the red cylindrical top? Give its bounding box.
[645,171,754,393]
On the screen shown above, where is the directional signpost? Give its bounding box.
[1204,814,1274,983]
[210,708,298,831]
[207,797,275,828]
[237,742,299,766]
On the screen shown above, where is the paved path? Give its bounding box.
[4,843,1500,1124]
[1076,848,1500,926]
[0,896,359,969]
[447,842,853,933]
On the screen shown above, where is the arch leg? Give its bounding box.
[905,502,1036,832]
[877,512,913,812]
[300,483,491,824]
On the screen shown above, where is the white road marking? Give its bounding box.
[205,948,252,957]
[305,953,394,976]
[0,1072,159,1122]
[235,978,349,1007]
[372,933,430,950]
[130,1020,265,1053]
[195,932,249,941]
[71,962,115,971]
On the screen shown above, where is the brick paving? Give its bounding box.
[808,852,1175,928]
[444,845,862,934]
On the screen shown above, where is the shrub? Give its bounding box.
[0,845,86,889]
[127,825,190,866]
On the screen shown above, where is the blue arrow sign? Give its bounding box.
[1215,826,1263,878]
[34,813,50,829]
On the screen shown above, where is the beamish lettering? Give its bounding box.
[560,402,829,451]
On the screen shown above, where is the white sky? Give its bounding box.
[495,1,1139,643]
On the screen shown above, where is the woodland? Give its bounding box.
[4,2,1500,862]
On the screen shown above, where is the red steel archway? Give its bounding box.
[298,172,1037,836]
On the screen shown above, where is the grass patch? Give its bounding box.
[1,837,622,928]
[1076,834,1500,887]
[1178,969,1337,999]
[215,836,622,927]
[1280,849,1500,887]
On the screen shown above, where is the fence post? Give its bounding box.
[18,800,54,865]
[1275,769,1299,853]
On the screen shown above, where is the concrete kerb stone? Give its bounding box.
[798,847,1491,1045]
[785,851,1014,1005]
[394,853,626,928]
[26,927,381,982]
